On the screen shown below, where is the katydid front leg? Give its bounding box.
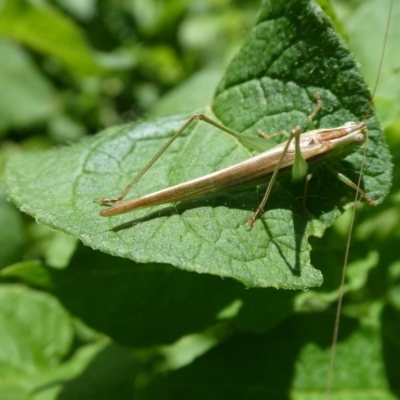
[248,94,322,225]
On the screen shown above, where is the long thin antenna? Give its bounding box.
[325,0,393,397]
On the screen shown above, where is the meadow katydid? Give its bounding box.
[97,2,386,227]
[95,0,390,267]
[97,100,374,223]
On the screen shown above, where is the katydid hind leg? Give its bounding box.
[97,114,200,206]
[325,164,377,206]
[97,112,265,207]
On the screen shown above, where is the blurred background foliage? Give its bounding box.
[0,0,400,398]
[0,0,259,143]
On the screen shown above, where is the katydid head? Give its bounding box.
[314,120,375,206]
[316,121,366,143]
[343,121,367,144]
[310,121,368,169]
[333,121,368,151]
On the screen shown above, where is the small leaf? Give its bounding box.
[0,285,73,378]
[0,284,138,398]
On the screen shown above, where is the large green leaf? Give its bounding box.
[4,0,392,289]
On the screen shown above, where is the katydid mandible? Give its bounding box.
[97,95,374,224]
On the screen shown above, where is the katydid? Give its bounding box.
[97,98,374,222]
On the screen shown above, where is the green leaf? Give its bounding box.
[33,342,137,399]
[0,285,73,379]
[0,284,137,398]
[3,0,392,289]
[0,0,103,75]
[2,244,297,347]
[135,310,400,400]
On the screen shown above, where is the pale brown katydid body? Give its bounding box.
[97,110,374,221]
